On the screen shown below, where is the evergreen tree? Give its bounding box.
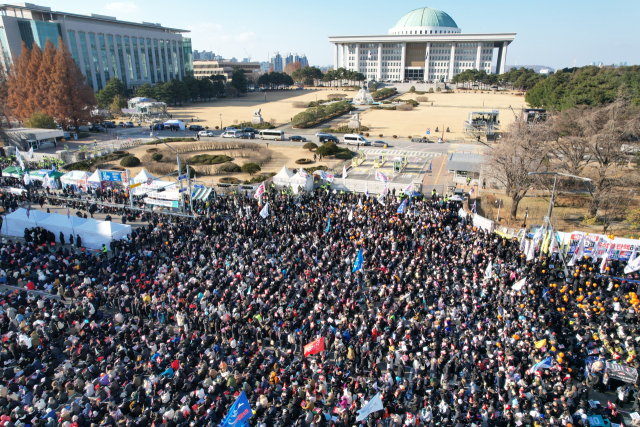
[198,78,215,101]
[136,83,155,98]
[96,77,126,108]
[231,68,248,94]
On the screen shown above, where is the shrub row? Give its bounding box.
[291,100,353,128]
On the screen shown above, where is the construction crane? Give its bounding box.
[244,49,251,62]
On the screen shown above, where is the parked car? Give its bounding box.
[242,127,257,135]
[315,131,330,138]
[124,121,134,128]
[371,140,387,147]
[189,125,204,131]
[101,121,116,128]
[290,135,307,142]
[198,130,214,137]
[222,130,242,138]
[343,134,368,145]
[68,126,77,131]
[319,135,339,144]
[90,125,105,132]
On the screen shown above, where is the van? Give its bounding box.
[343,134,368,145]
[222,129,242,138]
[259,130,284,141]
[78,126,91,132]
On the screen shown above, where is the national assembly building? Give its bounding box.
[328,7,516,82]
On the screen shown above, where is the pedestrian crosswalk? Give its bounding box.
[362,149,441,158]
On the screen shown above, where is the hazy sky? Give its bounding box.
[43,0,639,69]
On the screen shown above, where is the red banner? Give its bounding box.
[304,336,325,357]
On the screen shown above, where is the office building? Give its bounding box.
[270,52,283,72]
[0,2,192,91]
[260,61,270,72]
[328,7,516,82]
[193,59,260,80]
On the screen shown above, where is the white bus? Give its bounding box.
[259,130,284,140]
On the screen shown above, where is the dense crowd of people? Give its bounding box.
[0,184,640,427]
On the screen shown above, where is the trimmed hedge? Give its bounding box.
[371,88,397,100]
[151,153,163,161]
[120,156,141,167]
[315,142,338,156]
[334,151,353,160]
[292,100,353,128]
[217,162,241,173]
[303,142,318,151]
[188,154,232,165]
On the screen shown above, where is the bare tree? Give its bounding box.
[579,98,640,217]
[548,109,592,177]
[487,121,551,219]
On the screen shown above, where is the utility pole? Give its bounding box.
[187,164,193,215]
[126,169,133,209]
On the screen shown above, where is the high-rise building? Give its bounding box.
[0,3,192,91]
[284,53,293,67]
[299,54,308,68]
[260,61,270,72]
[271,52,283,72]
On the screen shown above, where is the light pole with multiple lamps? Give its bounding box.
[154,136,185,214]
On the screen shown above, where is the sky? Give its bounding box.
[42,0,640,69]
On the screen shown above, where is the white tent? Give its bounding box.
[74,219,132,250]
[163,120,185,131]
[60,171,91,189]
[0,208,51,237]
[132,169,156,184]
[87,169,103,188]
[289,171,314,194]
[273,165,294,187]
[37,214,90,242]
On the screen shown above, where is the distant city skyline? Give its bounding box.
[29,0,640,69]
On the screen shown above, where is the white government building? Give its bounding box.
[328,7,516,82]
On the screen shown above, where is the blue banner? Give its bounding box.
[100,171,123,182]
[353,248,364,272]
[220,391,253,427]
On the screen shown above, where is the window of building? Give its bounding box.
[18,21,34,49]
[159,39,168,81]
[172,41,179,77]
[132,37,142,80]
[78,32,94,89]
[116,36,127,85]
[123,36,134,80]
[107,35,118,81]
[67,30,80,67]
[98,34,110,84]
[88,33,103,90]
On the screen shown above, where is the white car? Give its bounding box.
[198,130,214,137]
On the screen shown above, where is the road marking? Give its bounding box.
[434,155,447,186]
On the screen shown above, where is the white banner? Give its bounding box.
[145,190,180,200]
[473,213,495,233]
[144,197,179,208]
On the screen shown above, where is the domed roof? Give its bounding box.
[393,7,458,29]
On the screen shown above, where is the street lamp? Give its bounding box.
[495,199,502,222]
[528,171,592,259]
[219,114,222,131]
[153,136,184,214]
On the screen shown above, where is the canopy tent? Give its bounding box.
[191,187,212,201]
[132,169,157,184]
[289,170,314,194]
[74,219,132,250]
[273,165,294,187]
[87,169,110,189]
[60,171,91,189]
[37,214,90,242]
[2,166,23,178]
[0,208,51,236]
[27,169,64,182]
[163,120,185,131]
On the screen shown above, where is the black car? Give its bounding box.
[189,125,204,131]
[90,125,105,132]
[101,122,116,128]
[319,135,339,143]
[242,127,257,135]
[290,135,307,142]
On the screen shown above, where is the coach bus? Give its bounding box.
[259,130,284,140]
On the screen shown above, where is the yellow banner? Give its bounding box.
[535,339,547,349]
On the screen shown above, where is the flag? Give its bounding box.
[342,165,348,179]
[375,171,388,183]
[219,391,253,427]
[624,245,640,274]
[303,336,325,357]
[484,259,492,280]
[43,173,50,189]
[51,163,56,172]
[299,168,309,179]
[325,173,334,183]
[352,248,364,272]
[23,172,30,185]
[576,235,585,258]
[526,237,536,261]
[254,182,265,199]
[535,339,547,349]
[397,199,407,214]
[600,250,609,273]
[348,209,353,221]
[365,183,369,197]
[326,217,331,233]
[548,231,558,254]
[259,203,269,219]
[358,198,363,208]
[377,194,385,206]
[530,357,553,373]
[471,201,476,213]
[67,207,70,219]
[27,147,33,159]
[16,148,24,170]
[470,188,474,196]
[404,183,412,194]
[356,393,384,422]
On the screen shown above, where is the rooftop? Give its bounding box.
[0,3,189,32]
[446,153,484,173]
[393,7,458,29]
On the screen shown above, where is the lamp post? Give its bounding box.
[153,136,184,214]
[219,114,222,131]
[528,171,592,259]
[495,199,502,222]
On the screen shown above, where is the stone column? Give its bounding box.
[377,42,382,80]
[499,42,509,74]
[475,42,483,70]
[342,44,346,69]
[400,42,406,81]
[334,44,338,70]
[448,42,456,82]
[424,42,431,81]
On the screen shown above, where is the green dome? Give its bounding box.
[393,7,458,29]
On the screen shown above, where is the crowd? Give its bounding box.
[0,186,639,427]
